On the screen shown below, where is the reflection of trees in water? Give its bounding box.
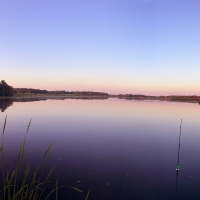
[0,99,47,112]
[0,99,13,112]
[0,97,109,112]
[0,97,199,113]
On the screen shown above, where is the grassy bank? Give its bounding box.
[0,117,90,200]
[1,94,200,105]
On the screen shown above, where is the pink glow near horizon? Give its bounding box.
[1,0,200,97]
[10,80,200,96]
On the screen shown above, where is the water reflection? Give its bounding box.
[0,96,200,113]
[0,99,47,112]
[1,99,200,199]
[0,97,108,112]
[0,99,13,112]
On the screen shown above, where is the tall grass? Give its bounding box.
[0,116,90,200]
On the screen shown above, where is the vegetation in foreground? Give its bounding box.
[0,116,90,200]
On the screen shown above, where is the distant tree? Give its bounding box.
[0,80,14,96]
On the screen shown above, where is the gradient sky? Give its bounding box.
[1,0,200,95]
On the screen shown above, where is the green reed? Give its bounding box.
[0,116,90,200]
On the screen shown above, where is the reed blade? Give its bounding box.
[2,115,7,138]
[56,178,58,200]
[42,142,54,159]
[68,185,84,193]
[26,119,32,134]
[85,189,90,200]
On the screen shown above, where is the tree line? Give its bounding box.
[0,81,108,96]
[14,88,109,96]
[0,80,14,96]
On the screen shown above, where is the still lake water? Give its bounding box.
[1,98,200,200]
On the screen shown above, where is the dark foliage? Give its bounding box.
[14,88,109,96]
[0,80,14,96]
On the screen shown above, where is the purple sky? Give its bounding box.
[1,0,200,95]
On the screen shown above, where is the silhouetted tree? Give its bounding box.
[0,80,14,96]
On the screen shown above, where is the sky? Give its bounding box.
[0,0,200,95]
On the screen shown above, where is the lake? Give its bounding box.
[1,98,200,200]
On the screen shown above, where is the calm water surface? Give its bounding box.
[1,99,200,200]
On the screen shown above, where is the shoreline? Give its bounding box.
[0,94,200,104]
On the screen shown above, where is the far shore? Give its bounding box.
[0,94,110,99]
[0,94,200,104]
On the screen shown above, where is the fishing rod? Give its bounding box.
[176,119,182,171]
[175,119,182,195]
